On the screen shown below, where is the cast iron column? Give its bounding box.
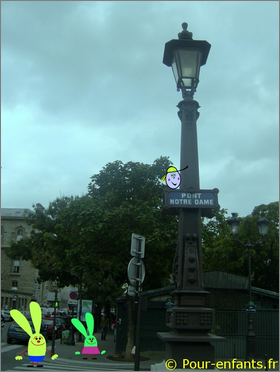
[172,96,207,301]
[158,95,225,370]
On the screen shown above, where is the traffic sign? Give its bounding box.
[163,188,219,209]
[131,233,145,258]
[246,302,256,313]
[68,300,77,305]
[70,291,78,300]
[165,298,174,308]
[127,257,145,287]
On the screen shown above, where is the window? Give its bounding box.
[12,281,18,290]
[16,228,24,242]
[12,260,20,273]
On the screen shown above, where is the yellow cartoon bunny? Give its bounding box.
[10,302,58,367]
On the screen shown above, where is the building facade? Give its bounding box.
[1,208,49,310]
[1,208,78,313]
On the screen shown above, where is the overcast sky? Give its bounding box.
[1,1,279,218]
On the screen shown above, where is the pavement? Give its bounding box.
[51,330,165,371]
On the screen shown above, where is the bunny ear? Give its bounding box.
[85,313,94,335]
[10,310,33,337]
[30,302,42,334]
[71,318,88,338]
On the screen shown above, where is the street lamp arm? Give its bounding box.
[253,239,265,247]
[232,238,248,248]
[232,238,265,249]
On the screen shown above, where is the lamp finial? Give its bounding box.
[178,22,193,40]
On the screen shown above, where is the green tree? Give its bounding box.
[6,156,177,300]
[202,202,279,292]
[7,156,178,359]
[86,157,177,290]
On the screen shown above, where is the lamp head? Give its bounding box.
[257,212,269,237]
[163,23,211,98]
[227,212,240,236]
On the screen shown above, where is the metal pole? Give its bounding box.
[248,246,252,303]
[78,276,83,342]
[51,290,58,354]
[134,238,142,371]
[173,97,205,299]
[157,90,225,369]
[246,244,255,360]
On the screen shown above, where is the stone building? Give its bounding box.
[1,208,49,310]
[1,208,77,313]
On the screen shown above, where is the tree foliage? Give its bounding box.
[202,202,279,292]
[7,156,278,302]
[6,157,178,304]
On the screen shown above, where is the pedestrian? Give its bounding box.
[100,313,109,341]
[1,312,5,330]
[111,315,117,342]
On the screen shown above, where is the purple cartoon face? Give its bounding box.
[166,171,181,189]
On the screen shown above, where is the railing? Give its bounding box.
[212,309,279,359]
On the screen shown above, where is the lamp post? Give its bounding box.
[157,23,225,370]
[51,289,58,355]
[227,212,269,360]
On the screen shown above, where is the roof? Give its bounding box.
[204,271,248,289]
[1,208,32,218]
[141,271,279,300]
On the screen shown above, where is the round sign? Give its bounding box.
[70,291,78,300]
[127,257,145,287]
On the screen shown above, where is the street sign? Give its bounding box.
[246,302,256,313]
[127,257,145,286]
[70,291,78,300]
[68,300,77,305]
[165,298,174,308]
[131,233,145,258]
[163,188,219,209]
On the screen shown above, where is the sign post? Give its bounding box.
[51,290,58,354]
[127,233,145,372]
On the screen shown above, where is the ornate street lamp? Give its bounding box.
[163,22,211,98]
[227,212,269,360]
[228,212,269,237]
[156,23,225,370]
[257,212,269,237]
[227,212,240,236]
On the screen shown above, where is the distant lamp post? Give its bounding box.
[227,212,269,360]
[227,212,240,236]
[228,212,269,237]
[257,213,269,237]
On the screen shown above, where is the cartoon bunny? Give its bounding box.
[71,312,106,360]
[10,302,58,367]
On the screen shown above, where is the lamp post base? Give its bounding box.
[158,332,226,370]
